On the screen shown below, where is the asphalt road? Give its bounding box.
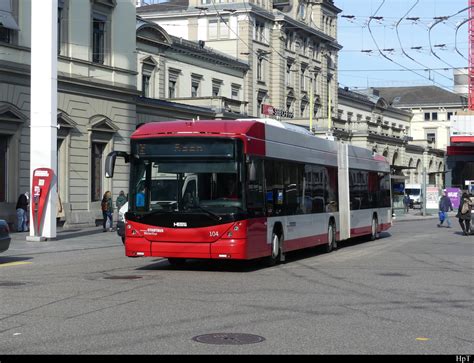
[0,219,472,355]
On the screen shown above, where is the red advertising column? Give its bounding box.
[31,168,54,236]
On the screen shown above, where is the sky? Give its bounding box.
[336,0,469,91]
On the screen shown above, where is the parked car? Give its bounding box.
[0,219,11,253]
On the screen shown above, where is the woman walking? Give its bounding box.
[457,192,472,236]
[101,191,114,232]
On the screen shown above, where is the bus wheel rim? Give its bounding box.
[272,234,279,258]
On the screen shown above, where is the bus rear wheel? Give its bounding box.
[326,222,337,253]
[369,216,379,241]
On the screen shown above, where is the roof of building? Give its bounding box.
[136,16,249,70]
[339,87,412,117]
[373,86,467,107]
[137,0,189,13]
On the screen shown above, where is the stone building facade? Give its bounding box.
[0,0,137,227]
[136,0,341,127]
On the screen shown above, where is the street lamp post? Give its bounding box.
[422,167,427,216]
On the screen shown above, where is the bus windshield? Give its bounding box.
[130,138,244,216]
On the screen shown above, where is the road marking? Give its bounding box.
[0,261,32,268]
[416,337,430,341]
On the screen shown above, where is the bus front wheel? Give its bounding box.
[264,232,283,267]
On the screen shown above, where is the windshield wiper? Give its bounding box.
[188,206,222,221]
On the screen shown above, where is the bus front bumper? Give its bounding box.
[125,237,249,260]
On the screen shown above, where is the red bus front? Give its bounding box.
[123,133,268,262]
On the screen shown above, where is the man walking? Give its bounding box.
[437,190,453,228]
[403,193,411,213]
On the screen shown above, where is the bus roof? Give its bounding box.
[131,119,390,172]
[132,119,265,139]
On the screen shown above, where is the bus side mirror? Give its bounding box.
[105,151,130,178]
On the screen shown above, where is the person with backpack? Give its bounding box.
[456,192,472,236]
[101,191,114,232]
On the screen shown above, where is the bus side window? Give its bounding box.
[247,158,264,217]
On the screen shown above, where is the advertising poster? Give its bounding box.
[446,188,461,209]
[426,187,439,210]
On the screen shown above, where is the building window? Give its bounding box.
[0,135,8,202]
[285,32,293,50]
[91,142,105,202]
[168,80,176,98]
[0,27,10,43]
[0,0,19,44]
[431,112,438,121]
[286,96,294,114]
[286,62,293,87]
[142,75,150,97]
[208,17,229,40]
[141,60,155,98]
[92,14,106,64]
[212,79,222,97]
[300,67,307,91]
[426,132,436,143]
[447,112,453,120]
[57,1,68,55]
[297,1,306,20]
[257,57,264,81]
[231,84,240,100]
[168,69,180,98]
[255,22,266,43]
[424,112,430,121]
[58,6,63,54]
[300,101,307,117]
[191,74,202,98]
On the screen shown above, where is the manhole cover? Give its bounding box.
[192,333,265,345]
[0,281,26,287]
[103,275,143,280]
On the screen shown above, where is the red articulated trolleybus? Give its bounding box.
[105,119,392,266]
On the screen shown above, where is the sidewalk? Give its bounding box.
[5,226,122,257]
[393,210,458,223]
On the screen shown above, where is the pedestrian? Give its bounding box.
[116,190,127,210]
[437,190,453,228]
[403,193,411,213]
[101,191,114,232]
[456,192,472,236]
[15,191,29,232]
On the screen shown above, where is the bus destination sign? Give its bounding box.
[136,140,234,158]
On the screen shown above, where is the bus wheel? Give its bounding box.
[168,258,187,267]
[326,222,337,253]
[370,216,379,241]
[265,233,283,267]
